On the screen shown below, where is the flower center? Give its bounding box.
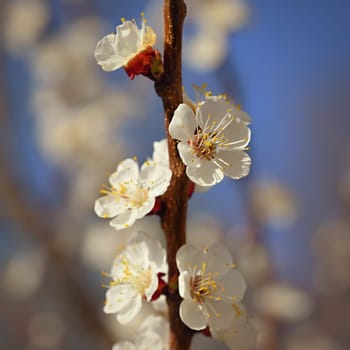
[101,182,149,209]
[119,183,149,208]
[111,257,152,295]
[190,262,219,304]
[191,273,218,303]
[190,132,218,160]
[191,111,236,161]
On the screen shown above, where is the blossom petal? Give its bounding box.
[169,104,197,141]
[178,270,193,300]
[179,299,207,330]
[176,244,202,273]
[115,20,140,58]
[95,33,126,71]
[140,161,172,197]
[217,150,251,180]
[94,194,124,218]
[221,119,251,150]
[206,300,234,331]
[110,210,137,230]
[141,24,157,48]
[217,270,247,303]
[135,197,156,219]
[117,293,143,324]
[104,284,137,314]
[186,160,224,186]
[204,244,234,276]
[110,158,140,187]
[197,96,231,128]
[152,139,169,167]
[177,142,201,168]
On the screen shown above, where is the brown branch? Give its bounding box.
[155,1,194,349]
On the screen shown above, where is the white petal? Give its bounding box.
[218,150,251,180]
[178,270,192,300]
[169,104,197,141]
[144,235,166,271]
[115,20,141,58]
[104,284,137,314]
[211,310,257,350]
[95,33,126,71]
[179,299,207,330]
[205,300,234,331]
[110,158,140,187]
[177,142,201,168]
[216,270,247,303]
[117,293,142,324]
[233,107,251,125]
[140,161,172,197]
[221,119,251,150]
[124,232,151,264]
[204,244,234,276]
[145,273,159,300]
[186,160,224,187]
[110,210,137,230]
[140,24,157,48]
[94,194,124,218]
[176,244,202,273]
[197,96,231,128]
[152,139,169,167]
[135,197,156,219]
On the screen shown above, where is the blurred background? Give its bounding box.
[1,0,350,349]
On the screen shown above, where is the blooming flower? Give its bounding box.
[104,231,167,324]
[169,95,251,187]
[94,158,172,230]
[210,303,257,350]
[176,243,247,331]
[95,17,162,79]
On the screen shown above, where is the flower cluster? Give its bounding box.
[94,15,255,350]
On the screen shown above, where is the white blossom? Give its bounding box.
[104,232,167,324]
[176,243,246,331]
[95,158,172,230]
[95,18,156,72]
[169,95,251,187]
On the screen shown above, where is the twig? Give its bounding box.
[154,1,194,349]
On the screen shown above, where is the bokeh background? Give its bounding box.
[1,0,350,349]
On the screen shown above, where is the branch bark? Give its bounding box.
[154,1,194,349]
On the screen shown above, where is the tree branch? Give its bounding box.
[155,1,194,349]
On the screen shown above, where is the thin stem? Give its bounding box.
[154,1,194,349]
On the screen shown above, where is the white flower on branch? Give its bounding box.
[95,16,162,79]
[95,158,172,230]
[176,243,247,331]
[169,95,251,187]
[104,232,167,324]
